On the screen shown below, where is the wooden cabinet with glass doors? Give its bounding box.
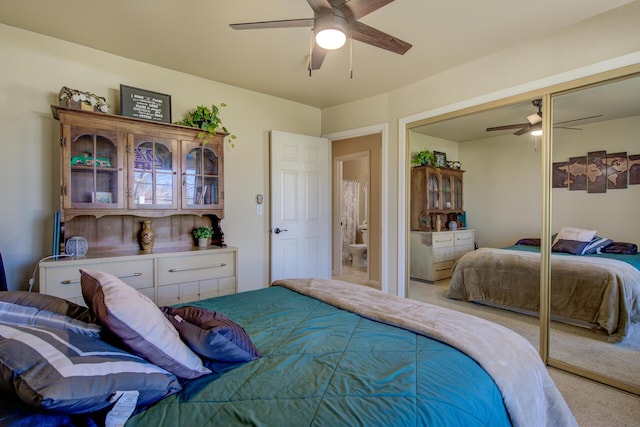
[53,106,225,221]
[410,165,464,231]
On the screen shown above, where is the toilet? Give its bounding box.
[349,224,368,269]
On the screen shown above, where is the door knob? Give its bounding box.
[274,227,288,234]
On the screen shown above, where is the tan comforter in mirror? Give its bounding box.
[447,248,640,342]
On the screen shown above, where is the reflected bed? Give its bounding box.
[447,244,640,342]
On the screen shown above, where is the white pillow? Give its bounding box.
[552,226,597,246]
[80,269,211,379]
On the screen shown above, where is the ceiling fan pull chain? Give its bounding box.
[349,36,353,79]
[308,28,313,77]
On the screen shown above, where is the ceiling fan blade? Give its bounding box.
[307,0,333,14]
[230,18,314,30]
[351,21,412,54]
[554,114,603,125]
[486,123,529,132]
[337,0,395,20]
[309,44,328,70]
[513,126,531,136]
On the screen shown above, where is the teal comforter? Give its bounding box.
[127,286,511,426]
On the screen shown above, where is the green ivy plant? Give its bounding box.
[192,226,213,239]
[411,149,435,166]
[178,104,237,147]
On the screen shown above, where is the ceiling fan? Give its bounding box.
[486,99,603,136]
[230,0,412,72]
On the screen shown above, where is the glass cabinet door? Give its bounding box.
[427,173,440,210]
[67,126,122,209]
[181,141,223,209]
[130,135,178,209]
[453,176,463,210]
[441,175,452,209]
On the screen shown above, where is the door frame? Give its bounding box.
[324,124,388,293]
[333,150,370,277]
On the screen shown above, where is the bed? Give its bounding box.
[447,243,640,343]
[0,276,576,426]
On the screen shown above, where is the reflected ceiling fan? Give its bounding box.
[486,99,603,136]
[230,0,412,72]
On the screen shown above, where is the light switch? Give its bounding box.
[257,204,264,216]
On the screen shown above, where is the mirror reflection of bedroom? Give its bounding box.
[407,71,640,395]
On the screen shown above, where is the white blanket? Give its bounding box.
[273,278,577,427]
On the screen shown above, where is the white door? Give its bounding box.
[270,130,330,281]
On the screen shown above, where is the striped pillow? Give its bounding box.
[582,235,613,255]
[0,300,101,337]
[0,322,180,413]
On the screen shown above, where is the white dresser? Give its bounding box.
[410,230,474,282]
[39,246,237,307]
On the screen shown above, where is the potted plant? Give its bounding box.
[178,104,237,146]
[192,226,213,248]
[411,149,435,167]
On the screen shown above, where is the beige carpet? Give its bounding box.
[408,279,640,427]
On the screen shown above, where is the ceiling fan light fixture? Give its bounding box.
[314,13,348,50]
[530,122,543,136]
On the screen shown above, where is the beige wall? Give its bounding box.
[459,135,544,248]
[0,23,320,292]
[322,2,640,295]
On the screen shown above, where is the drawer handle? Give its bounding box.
[457,237,472,241]
[60,272,143,285]
[168,263,226,273]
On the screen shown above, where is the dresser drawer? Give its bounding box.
[157,252,235,286]
[432,260,454,281]
[41,259,154,300]
[432,232,454,248]
[454,230,474,247]
[433,246,455,263]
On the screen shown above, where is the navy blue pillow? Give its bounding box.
[552,239,589,255]
[161,306,261,366]
[600,242,638,255]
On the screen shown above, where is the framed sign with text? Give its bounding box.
[120,85,171,123]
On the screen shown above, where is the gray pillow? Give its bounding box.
[0,322,180,414]
[80,269,211,379]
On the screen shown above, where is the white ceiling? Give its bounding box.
[0,0,633,108]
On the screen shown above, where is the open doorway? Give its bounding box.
[331,133,382,289]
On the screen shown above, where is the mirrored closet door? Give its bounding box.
[548,73,640,394]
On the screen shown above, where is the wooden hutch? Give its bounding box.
[39,107,237,306]
[410,164,474,282]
